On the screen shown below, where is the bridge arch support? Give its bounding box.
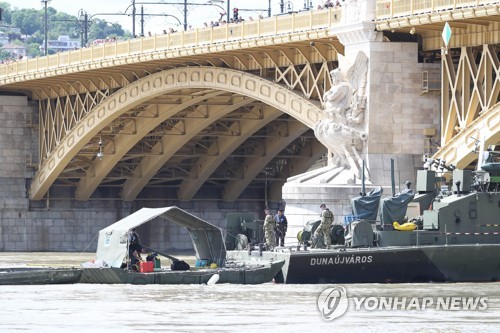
[31,66,325,200]
[434,103,500,168]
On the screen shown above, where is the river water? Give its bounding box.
[0,252,499,332]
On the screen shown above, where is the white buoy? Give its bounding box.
[207,273,220,285]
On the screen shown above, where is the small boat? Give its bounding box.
[80,262,283,285]
[79,207,284,285]
[0,267,83,285]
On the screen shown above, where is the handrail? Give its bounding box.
[375,0,495,20]
[0,7,341,79]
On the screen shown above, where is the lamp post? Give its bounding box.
[132,0,136,37]
[78,9,88,47]
[41,0,50,55]
[280,0,294,13]
[141,5,145,36]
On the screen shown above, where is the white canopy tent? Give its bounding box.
[95,207,227,268]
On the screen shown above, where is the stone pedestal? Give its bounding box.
[281,1,441,243]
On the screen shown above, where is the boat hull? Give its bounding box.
[79,260,284,284]
[228,244,500,284]
[0,267,83,285]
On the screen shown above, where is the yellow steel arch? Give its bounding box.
[434,103,500,168]
[75,90,229,200]
[30,66,324,200]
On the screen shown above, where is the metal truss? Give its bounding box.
[435,44,500,167]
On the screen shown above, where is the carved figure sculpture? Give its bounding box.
[314,51,369,180]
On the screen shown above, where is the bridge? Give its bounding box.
[0,1,498,205]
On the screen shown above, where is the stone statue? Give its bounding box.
[314,51,369,181]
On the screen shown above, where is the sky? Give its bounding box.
[2,0,322,34]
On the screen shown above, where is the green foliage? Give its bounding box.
[0,3,128,57]
[50,12,80,40]
[88,19,125,41]
[25,43,42,57]
[0,2,12,23]
[10,9,41,36]
[0,49,11,61]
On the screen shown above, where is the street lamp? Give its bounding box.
[78,9,88,47]
[280,0,294,13]
[41,0,50,55]
[303,0,313,10]
[132,0,137,37]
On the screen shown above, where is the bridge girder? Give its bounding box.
[222,120,310,202]
[120,97,257,201]
[176,105,283,202]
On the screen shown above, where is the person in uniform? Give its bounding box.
[314,204,334,248]
[263,208,275,249]
[274,209,288,247]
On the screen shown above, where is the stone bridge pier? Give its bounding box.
[282,1,441,240]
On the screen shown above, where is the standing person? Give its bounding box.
[314,204,334,248]
[263,208,275,249]
[274,209,288,247]
[128,228,143,270]
[128,228,142,255]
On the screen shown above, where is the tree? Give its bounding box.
[11,9,42,36]
[88,19,125,41]
[0,2,13,24]
[25,42,42,58]
[0,49,11,61]
[1,5,129,54]
[50,12,79,40]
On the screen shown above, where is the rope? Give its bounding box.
[446,232,500,235]
[80,232,99,254]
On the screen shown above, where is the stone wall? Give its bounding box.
[366,42,441,185]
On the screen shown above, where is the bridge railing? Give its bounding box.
[0,8,340,78]
[376,0,494,19]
